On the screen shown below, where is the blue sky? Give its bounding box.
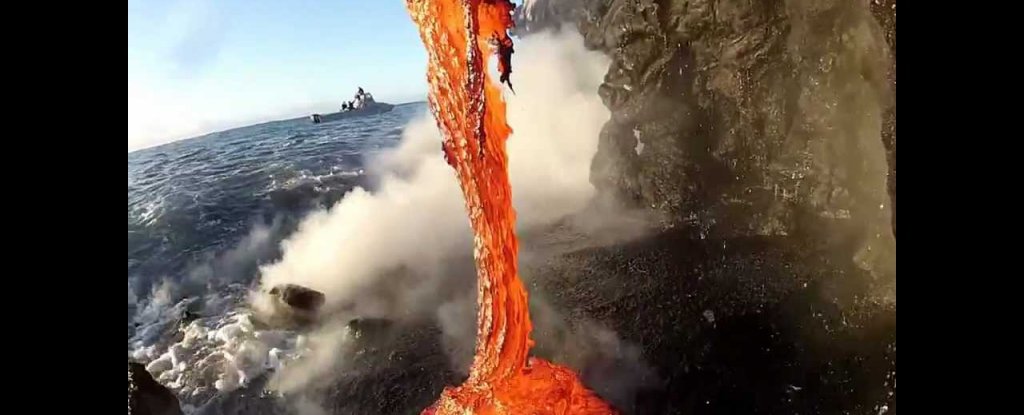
[128,0,428,151]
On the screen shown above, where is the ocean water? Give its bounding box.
[128,102,428,410]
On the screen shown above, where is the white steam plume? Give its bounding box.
[256,28,614,397]
[256,28,610,315]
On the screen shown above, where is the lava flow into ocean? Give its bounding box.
[406,0,616,413]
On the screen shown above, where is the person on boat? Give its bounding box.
[341,102,349,111]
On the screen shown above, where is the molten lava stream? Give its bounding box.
[406,0,615,414]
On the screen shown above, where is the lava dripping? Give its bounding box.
[405,0,615,414]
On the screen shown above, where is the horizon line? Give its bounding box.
[128,100,427,154]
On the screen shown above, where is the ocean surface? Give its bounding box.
[128,102,427,411]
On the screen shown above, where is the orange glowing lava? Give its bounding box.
[406,0,615,414]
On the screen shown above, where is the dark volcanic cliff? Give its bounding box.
[513,0,897,413]
[520,0,896,282]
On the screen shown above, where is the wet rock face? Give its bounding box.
[521,0,896,279]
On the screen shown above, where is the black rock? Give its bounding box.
[529,228,896,414]
[322,322,460,415]
[347,317,396,341]
[269,284,325,313]
[179,310,201,327]
[129,362,184,415]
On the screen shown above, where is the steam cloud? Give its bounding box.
[256,28,610,319]
[255,29,658,406]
